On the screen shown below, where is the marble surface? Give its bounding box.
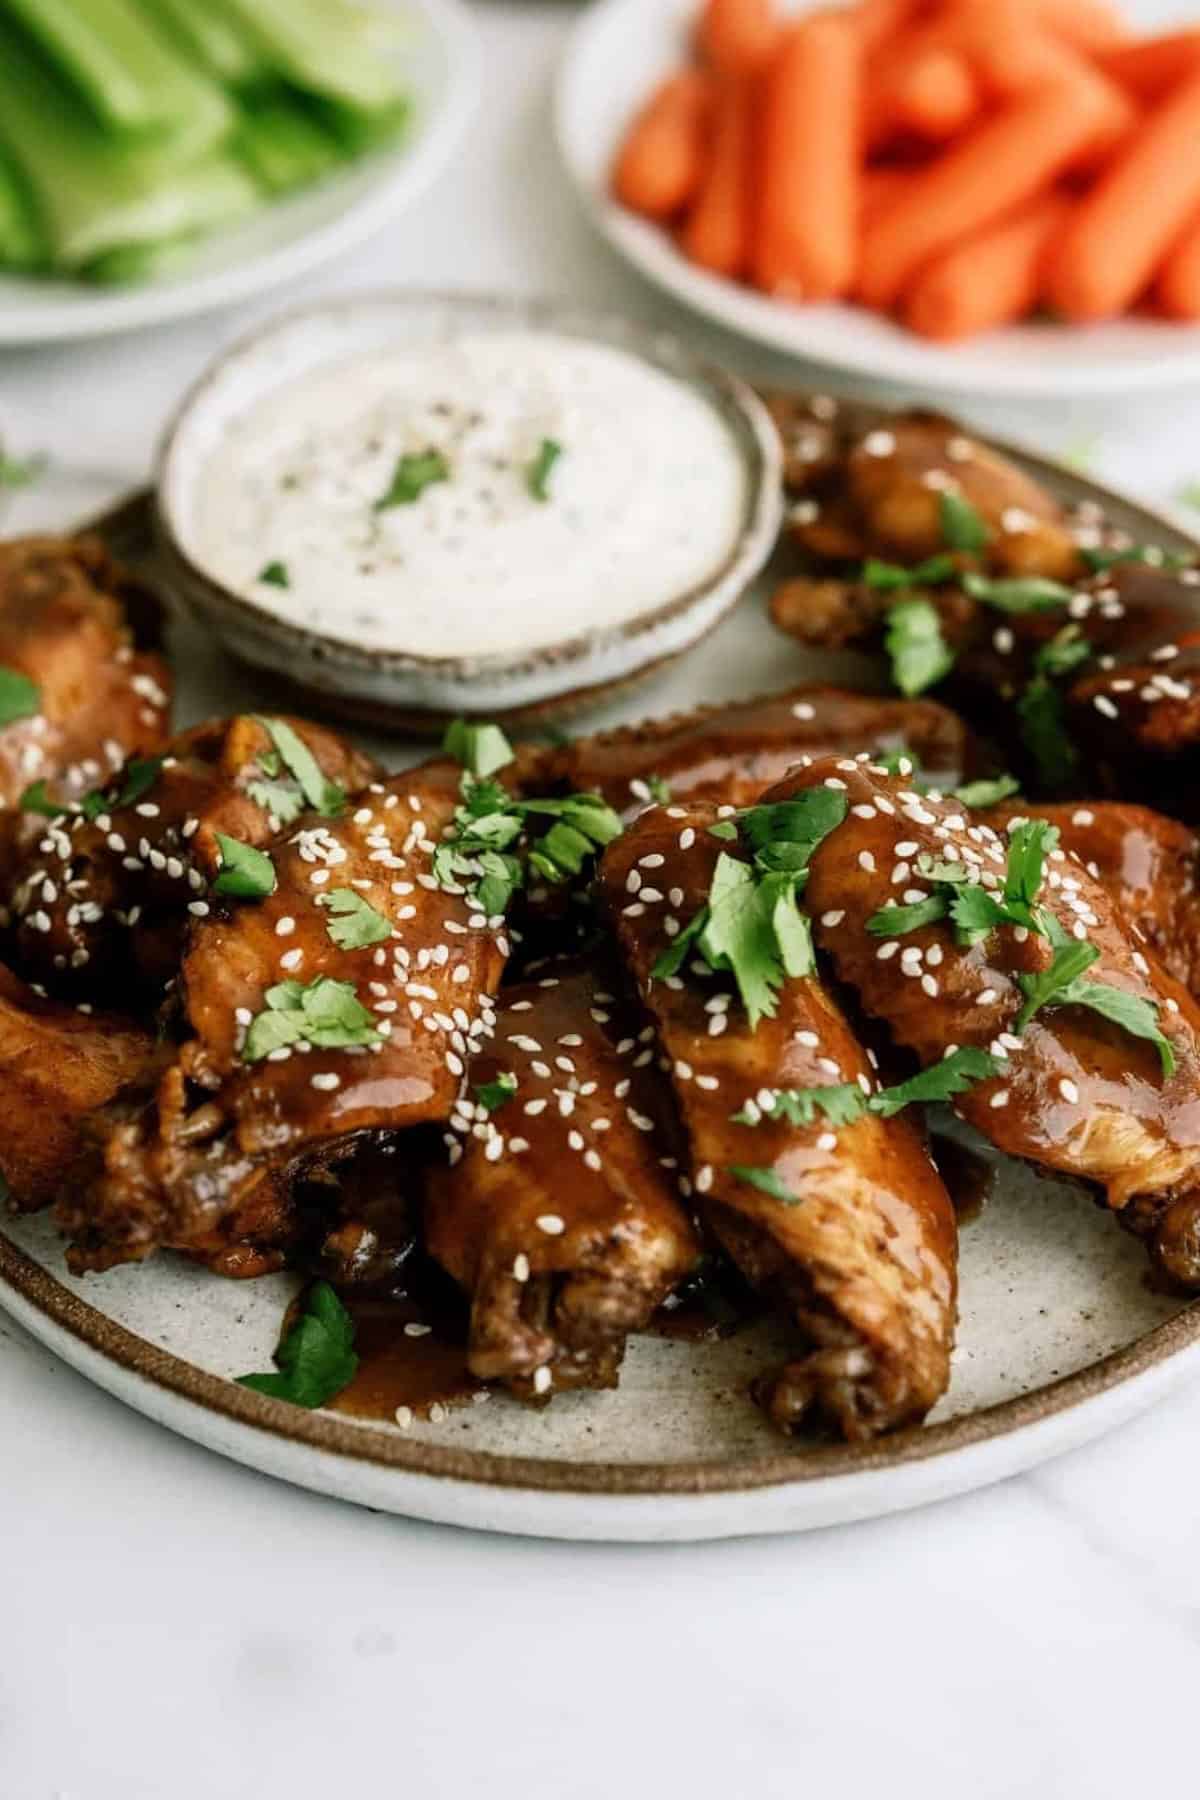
[3,3,1200,1794]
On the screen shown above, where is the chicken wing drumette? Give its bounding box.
[61,760,508,1275]
[424,960,700,1399]
[4,714,380,1003]
[776,756,1200,1288]
[599,803,957,1440]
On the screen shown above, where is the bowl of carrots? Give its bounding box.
[557,0,1200,393]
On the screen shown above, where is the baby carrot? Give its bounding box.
[753,16,861,301]
[612,71,713,220]
[858,74,1132,308]
[1157,206,1200,319]
[1097,32,1200,103]
[1046,66,1200,321]
[855,0,929,55]
[865,46,980,148]
[680,77,754,276]
[696,0,777,75]
[860,165,916,227]
[1032,0,1128,52]
[902,190,1073,339]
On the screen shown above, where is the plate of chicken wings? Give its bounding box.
[3,403,1200,1542]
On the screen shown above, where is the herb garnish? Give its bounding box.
[963,572,1075,613]
[0,451,45,489]
[374,448,450,510]
[728,1164,797,1204]
[939,490,989,552]
[255,718,344,818]
[733,1084,865,1129]
[647,774,673,804]
[237,1281,357,1409]
[1016,625,1091,788]
[475,1073,517,1113]
[864,553,957,592]
[527,437,563,501]
[212,833,276,900]
[954,775,1021,808]
[320,887,393,950]
[18,779,65,817]
[731,1048,1005,1144]
[257,560,290,588]
[708,820,738,841]
[1013,922,1175,1073]
[1081,543,1191,574]
[0,665,39,728]
[70,755,165,823]
[885,598,954,697]
[242,976,382,1062]
[866,817,1059,946]
[247,778,306,826]
[442,718,515,780]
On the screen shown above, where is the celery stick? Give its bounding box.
[232,94,341,197]
[0,0,231,153]
[214,0,410,114]
[139,0,262,86]
[0,21,256,270]
[0,150,44,270]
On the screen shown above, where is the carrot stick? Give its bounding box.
[680,77,754,276]
[1098,33,1200,104]
[1046,66,1200,321]
[1032,0,1128,52]
[696,0,777,75]
[753,16,861,301]
[858,74,1131,309]
[612,72,713,221]
[902,190,1073,339]
[865,46,980,148]
[860,165,915,227]
[855,0,930,55]
[1157,206,1200,319]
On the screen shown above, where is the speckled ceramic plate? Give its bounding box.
[3,448,1200,1542]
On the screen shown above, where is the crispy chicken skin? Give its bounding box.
[0,961,160,1212]
[522,685,973,816]
[600,808,957,1440]
[60,760,507,1274]
[424,962,700,1399]
[779,757,1200,1287]
[4,715,381,1002]
[0,535,171,872]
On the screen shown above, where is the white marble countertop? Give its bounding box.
[4,5,1200,1795]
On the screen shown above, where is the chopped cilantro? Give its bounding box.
[237,1281,357,1409]
[526,437,562,501]
[647,774,673,804]
[696,854,788,1030]
[255,719,344,818]
[320,888,393,950]
[954,775,1020,809]
[863,553,957,591]
[242,976,382,1062]
[1014,938,1101,1032]
[0,665,39,728]
[885,598,954,697]
[374,449,450,510]
[18,779,67,817]
[728,1164,797,1204]
[868,817,1056,945]
[257,560,289,588]
[78,754,164,822]
[432,768,621,918]
[733,1084,866,1129]
[939,490,989,552]
[963,572,1074,613]
[246,778,306,825]
[475,1073,517,1113]
[867,894,950,937]
[0,451,45,489]
[1014,931,1175,1073]
[212,833,276,900]
[1081,543,1191,574]
[876,746,920,776]
[442,718,514,780]
[708,820,738,841]
[868,1047,1003,1117]
[1018,626,1092,788]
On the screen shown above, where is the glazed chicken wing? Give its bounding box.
[0,535,171,875]
[424,960,700,1399]
[4,714,381,1003]
[780,757,1200,1287]
[599,807,957,1440]
[0,961,160,1212]
[60,760,507,1274]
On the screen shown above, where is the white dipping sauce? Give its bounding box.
[191,331,749,660]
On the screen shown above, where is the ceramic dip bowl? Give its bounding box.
[154,291,783,730]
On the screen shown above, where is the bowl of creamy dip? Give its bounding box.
[154,292,782,726]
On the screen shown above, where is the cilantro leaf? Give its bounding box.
[246,778,306,825]
[698,854,786,1029]
[1005,817,1059,908]
[885,598,954,697]
[1053,981,1176,1077]
[949,885,1016,945]
[867,894,950,936]
[19,779,68,817]
[954,775,1020,808]
[647,774,673,804]
[1036,624,1092,680]
[728,1164,798,1204]
[213,833,276,900]
[374,449,450,510]
[0,451,45,489]
[1081,543,1191,574]
[77,754,164,823]
[256,719,344,817]
[876,746,920,776]
[863,553,957,591]
[0,665,40,727]
[237,1280,358,1409]
[940,490,989,552]
[442,719,514,780]
[257,560,289,588]
[738,791,848,867]
[868,1046,1002,1117]
[708,820,739,841]
[243,976,381,1062]
[651,905,709,981]
[1018,676,1077,789]
[963,573,1074,613]
[321,887,393,950]
[475,1073,517,1113]
[1014,939,1101,1032]
[765,875,816,977]
[527,437,563,501]
[733,1084,866,1129]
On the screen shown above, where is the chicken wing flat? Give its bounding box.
[0,535,171,874]
[778,756,1200,1287]
[4,714,381,1003]
[599,806,957,1440]
[0,961,160,1212]
[424,960,699,1399]
[60,760,508,1274]
[522,685,973,816]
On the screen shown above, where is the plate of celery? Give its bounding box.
[0,0,479,343]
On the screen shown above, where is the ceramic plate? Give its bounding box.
[3,448,1200,1542]
[0,0,479,346]
[556,0,1200,398]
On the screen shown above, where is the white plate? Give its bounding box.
[556,0,1200,397]
[0,0,480,346]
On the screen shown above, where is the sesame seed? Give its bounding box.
[536,1214,565,1236]
[820,910,845,927]
[817,1132,837,1152]
[1059,1078,1080,1103]
[858,851,876,873]
[533,1366,553,1396]
[1093,695,1119,719]
[513,1254,530,1282]
[404,1322,432,1338]
[275,916,296,937]
[311,1072,340,1091]
[279,948,303,971]
[990,1090,1010,1108]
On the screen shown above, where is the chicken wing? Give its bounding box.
[0,961,160,1212]
[60,760,508,1274]
[424,960,700,1399]
[778,756,1200,1287]
[4,714,381,1003]
[599,807,957,1439]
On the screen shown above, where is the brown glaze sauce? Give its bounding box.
[930,1132,996,1226]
